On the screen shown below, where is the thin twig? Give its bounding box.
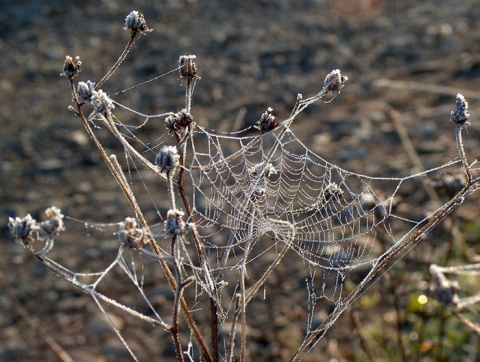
[69,92,213,362]
[95,32,138,90]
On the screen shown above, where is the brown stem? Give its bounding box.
[95,32,138,90]
[70,103,213,362]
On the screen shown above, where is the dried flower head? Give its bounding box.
[39,206,65,235]
[77,80,96,102]
[323,69,348,95]
[8,214,38,246]
[156,145,180,173]
[179,55,200,82]
[254,107,279,134]
[323,183,344,202]
[165,109,194,135]
[450,93,470,125]
[118,217,146,248]
[90,89,115,116]
[60,55,82,81]
[165,209,186,237]
[124,11,152,35]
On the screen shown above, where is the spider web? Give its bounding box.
[11,60,467,360]
[98,65,463,356]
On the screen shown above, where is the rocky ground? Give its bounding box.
[1,1,480,361]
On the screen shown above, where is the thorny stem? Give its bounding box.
[95,32,138,91]
[69,87,213,362]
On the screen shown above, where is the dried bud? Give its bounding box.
[450,93,470,125]
[254,107,279,134]
[124,11,152,35]
[323,69,348,95]
[118,217,145,248]
[323,183,344,202]
[156,145,180,173]
[38,206,64,235]
[179,55,200,82]
[60,55,82,80]
[164,109,194,135]
[77,80,96,102]
[165,209,185,237]
[8,214,38,246]
[90,89,115,116]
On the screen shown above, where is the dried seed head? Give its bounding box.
[124,11,152,35]
[165,209,185,237]
[254,107,279,134]
[8,214,38,246]
[39,206,65,235]
[77,80,96,102]
[90,89,115,116]
[156,145,180,173]
[323,69,348,95]
[450,93,470,125]
[118,217,145,248]
[164,109,194,135]
[323,183,344,202]
[179,55,200,82]
[60,55,82,80]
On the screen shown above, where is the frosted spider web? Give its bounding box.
[85,64,463,357]
[10,58,469,361]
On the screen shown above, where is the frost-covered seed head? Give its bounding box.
[90,89,115,115]
[323,69,348,94]
[60,55,82,80]
[39,206,64,235]
[179,55,200,81]
[254,107,279,134]
[156,145,180,173]
[118,217,145,248]
[164,109,194,135]
[450,93,470,125]
[77,80,96,102]
[8,214,38,246]
[124,11,152,35]
[165,209,185,237]
[323,183,344,201]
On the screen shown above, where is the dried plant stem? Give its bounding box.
[451,309,480,334]
[455,123,473,181]
[227,294,242,362]
[95,33,137,91]
[69,97,213,362]
[174,77,220,361]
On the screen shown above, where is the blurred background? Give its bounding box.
[1,0,480,360]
